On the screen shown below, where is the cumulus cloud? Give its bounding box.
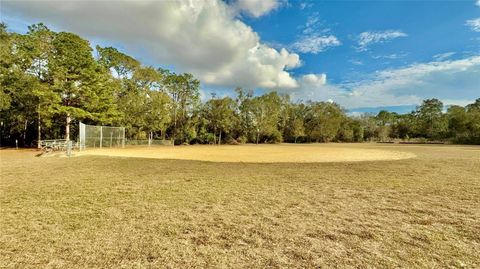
[466,18,480,32]
[287,73,330,101]
[290,56,480,108]
[233,0,280,18]
[477,0,480,7]
[299,73,327,86]
[3,0,299,89]
[357,30,407,51]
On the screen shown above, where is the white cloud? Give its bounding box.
[291,35,341,54]
[476,0,480,7]
[303,14,320,33]
[4,0,299,89]
[233,0,280,18]
[290,56,480,108]
[299,73,327,86]
[433,52,456,61]
[290,12,340,54]
[466,18,480,32]
[278,73,327,101]
[299,1,314,10]
[357,30,407,51]
[371,53,407,60]
[301,12,331,35]
[349,59,363,66]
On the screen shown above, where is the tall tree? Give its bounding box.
[465,98,480,144]
[250,92,283,144]
[162,71,200,144]
[0,23,13,112]
[24,23,60,147]
[204,96,237,144]
[235,88,255,142]
[416,98,447,139]
[117,90,148,138]
[96,46,140,79]
[304,102,345,142]
[50,32,118,140]
[284,103,305,143]
[145,91,172,142]
[447,105,469,140]
[1,24,54,146]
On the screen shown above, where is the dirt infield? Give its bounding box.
[75,143,416,163]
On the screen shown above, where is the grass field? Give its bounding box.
[1,144,479,268]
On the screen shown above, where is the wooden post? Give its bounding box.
[66,140,72,157]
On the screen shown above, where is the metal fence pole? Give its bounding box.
[79,122,85,151]
[100,126,103,149]
[122,127,125,148]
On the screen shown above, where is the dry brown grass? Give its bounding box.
[1,144,479,268]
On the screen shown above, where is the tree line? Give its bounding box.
[1,23,479,147]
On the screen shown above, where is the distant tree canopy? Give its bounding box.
[1,23,479,146]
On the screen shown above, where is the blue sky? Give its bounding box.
[250,1,479,82]
[2,0,480,113]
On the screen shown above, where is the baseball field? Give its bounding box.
[1,144,479,267]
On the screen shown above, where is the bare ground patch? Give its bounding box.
[75,143,416,163]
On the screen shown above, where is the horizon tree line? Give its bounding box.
[1,23,479,147]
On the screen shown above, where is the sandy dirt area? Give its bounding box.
[74,143,416,163]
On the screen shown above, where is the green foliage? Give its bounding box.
[1,22,479,146]
[452,99,480,144]
[250,92,283,143]
[304,102,345,142]
[235,88,255,142]
[162,71,200,144]
[96,46,140,78]
[415,98,448,139]
[0,23,13,111]
[203,96,238,144]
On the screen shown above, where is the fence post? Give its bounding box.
[122,127,125,148]
[99,126,103,149]
[79,122,84,151]
[66,140,72,157]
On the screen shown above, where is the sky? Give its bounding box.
[1,0,480,113]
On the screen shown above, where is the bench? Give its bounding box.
[39,139,70,153]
